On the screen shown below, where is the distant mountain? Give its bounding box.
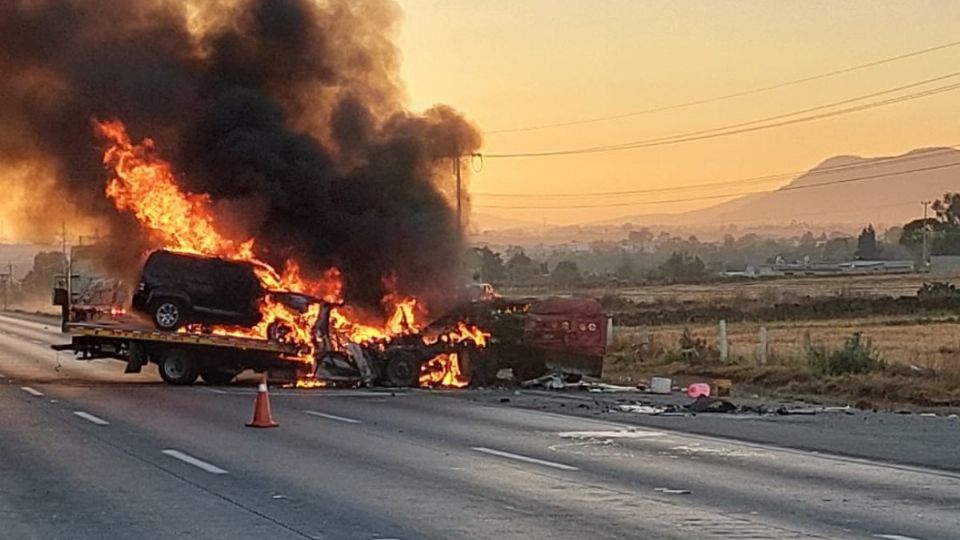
[682,147,960,227]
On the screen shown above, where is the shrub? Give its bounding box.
[806,332,884,375]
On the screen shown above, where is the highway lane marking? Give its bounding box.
[73,411,110,426]
[200,387,228,395]
[558,429,665,439]
[20,386,43,397]
[304,410,361,424]
[875,535,925,540]
[161,449,229,475]
[472,447,580,471]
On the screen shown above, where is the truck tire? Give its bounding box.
[151,298,187,331]
[157,349,199,385]
[385,351,420,388]
[200,368,240,385]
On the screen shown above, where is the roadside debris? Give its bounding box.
[687,395,737,413]
[520,372,569,390]
[616,404,668,415]
[654,487,691,495]
[650,376,672,394]
[520,372,640,393]
[713,378,733,396]
[686,382,711,399]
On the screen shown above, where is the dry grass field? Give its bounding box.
[505,270,960,305]
[609,315,960,372]
[508,272,960,407]
[603,316,960,408]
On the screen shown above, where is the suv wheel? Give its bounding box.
[157,349,198,385]
[151,299,186,330]
[385,351,420,387]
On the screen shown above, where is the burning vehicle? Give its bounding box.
[132,250,264,330]
[18,0,607,388]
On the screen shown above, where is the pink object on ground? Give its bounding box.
[687,383,711,398]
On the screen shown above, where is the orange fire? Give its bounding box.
[97,118,482,387]
[420,353,469,388]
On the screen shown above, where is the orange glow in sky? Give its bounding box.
[397,1,960,227]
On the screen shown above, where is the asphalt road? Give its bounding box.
[0,313,958,539]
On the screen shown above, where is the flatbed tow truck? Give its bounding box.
[52,315,481,388]
[52,321,309,385]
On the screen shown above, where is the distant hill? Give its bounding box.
[682,147,960,227]
[469,212,541,232]
[592,148,960,229]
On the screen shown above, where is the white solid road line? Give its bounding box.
[874,534,925,540]
[472,447,580,471]
[161,449,229,475]
[200,387,228,395]
[20,386,43,397]
[304,410,362,424]
[73,411,110,426]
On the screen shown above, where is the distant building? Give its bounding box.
[729,260,914,278]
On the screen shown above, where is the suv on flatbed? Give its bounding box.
[132,250,263,330]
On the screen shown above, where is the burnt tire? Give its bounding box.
[199,368,240,386]
[385,351,420,388]
[157,349,199,385]
[151,298,187,331]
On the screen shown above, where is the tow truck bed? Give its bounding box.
[52,322,308,385]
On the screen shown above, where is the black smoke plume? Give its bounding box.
[0,0,481,309]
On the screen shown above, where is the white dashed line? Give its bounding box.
[73,411,109,426]
[20,386,43,397]
[558,429,665,439]
[304,410,362,424]
[161,449,229,475]
[472,447,580,471]
[200,387,228,395]
[874,534,925,540]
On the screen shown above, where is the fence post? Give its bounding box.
[718,320,728,362]
[758,325,769,366]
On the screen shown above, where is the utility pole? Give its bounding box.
[0,262,10,311]
[921,200,932,269]
[60,220,72,318]
[453,155,462,238]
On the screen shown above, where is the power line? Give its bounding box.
[473,146,959,198]
[713,200,918,225]
[473,160,960,209]
[484,76,960,158]
[486,38,960,134]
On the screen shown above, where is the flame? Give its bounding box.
[97,120,252,259]
[420,353,469,388]
[97,118,484,388]
[424,322,489,348]
[293,378,328,389]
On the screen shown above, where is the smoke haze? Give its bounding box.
[0,0,481,308]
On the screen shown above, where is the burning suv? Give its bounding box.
[132,250,268,330]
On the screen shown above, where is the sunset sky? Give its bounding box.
[396,1,960,227]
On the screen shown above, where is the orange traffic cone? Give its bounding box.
[246,375,279,428]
